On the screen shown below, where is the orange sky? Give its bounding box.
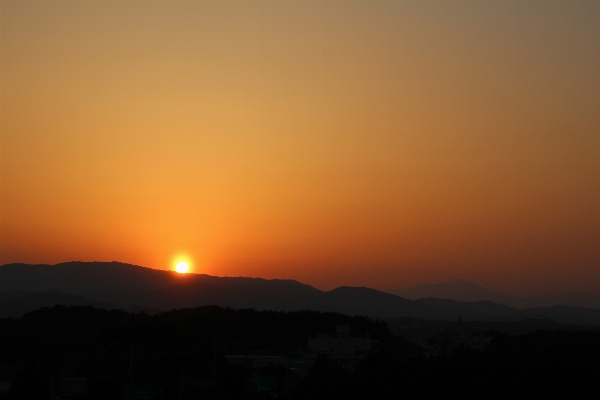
[1,1,599,296]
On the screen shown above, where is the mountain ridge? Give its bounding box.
[387,279,600,309]
[2,262,600,325]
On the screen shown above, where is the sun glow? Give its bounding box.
[175,261,189,274]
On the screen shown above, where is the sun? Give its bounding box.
[175,261,189,274]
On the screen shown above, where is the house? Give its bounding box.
[304,324,379,369]
[52,370,87,397]
[451,317,492,350]
[225,355,313,395]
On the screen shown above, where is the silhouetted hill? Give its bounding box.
[387,316,600,341]
[3,262,600,324]
[0,261,315,293]
[2,305,600,399]
[0,292,115,318]
[322,287,433,319]
[3,262,425,318]
[389,280,510,303]
[0,306,395,399]
[415,298,600,324]
[388,279,600,309]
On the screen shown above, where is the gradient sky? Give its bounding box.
[1,0,599,296]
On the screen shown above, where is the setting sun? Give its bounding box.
[175,262,189,274]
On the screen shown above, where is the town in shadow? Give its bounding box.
[1,305,600,399]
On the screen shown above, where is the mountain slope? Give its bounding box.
[388,280,600,309]
[416,297,600,325]
[2,262,600,324]
[0,261,315,294]
[388,280,510,303]
[0,292,115,318]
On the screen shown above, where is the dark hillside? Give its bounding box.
[1,306,600,399]
[4,263,600,325]
[0,262,315,294]
[0,305,392,399]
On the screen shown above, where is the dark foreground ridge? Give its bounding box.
[1,305,599,399]
[3,262,600,325]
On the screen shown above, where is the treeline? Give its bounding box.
[349,329,600,400]
[1,306,599,399]
[0,305,393,399]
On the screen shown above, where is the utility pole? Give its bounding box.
[179,370,183,400]
[129,330,133,400]
[287,329,291,399]
[213,333,217,384]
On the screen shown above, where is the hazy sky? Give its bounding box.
[1,0,599,296]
